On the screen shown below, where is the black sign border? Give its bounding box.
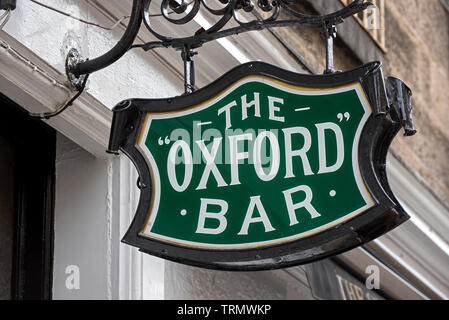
[108,61,409,271]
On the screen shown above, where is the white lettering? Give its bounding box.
[241,93,261,121]
[316,122,345,174]
[283,127,314,178]
[196,198,228,235]
[283,185,321,226]
[253,131,280,181]
[268,96,285,122]
[229,133,253,186]
[218,101,237,129]
[167,140,193,192]
[238,196,275,235]
[196,138,228,190]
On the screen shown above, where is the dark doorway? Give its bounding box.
[0,135,14,299]
[0,93,56,300]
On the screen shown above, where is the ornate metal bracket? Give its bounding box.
[386,77,417,136]
[66,0,375,94]
[63,0,417,136]
[65,48,87,90]
[139,0,374,51]
[136,0,376,92]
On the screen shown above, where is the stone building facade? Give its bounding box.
[277,0,449,206]
[0,0,448,300]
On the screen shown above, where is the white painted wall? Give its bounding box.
[54,133,168,300]
[53,134,113,299]
[2,0,183,108]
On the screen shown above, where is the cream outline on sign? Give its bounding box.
[136,76,375,250]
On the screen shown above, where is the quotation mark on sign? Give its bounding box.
[158,136,171,146]
[337,112,351,122]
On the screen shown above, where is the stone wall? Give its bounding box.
[382,0,449,206]
[275,0,449,207]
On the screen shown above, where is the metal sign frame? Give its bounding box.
[107,61,413,271]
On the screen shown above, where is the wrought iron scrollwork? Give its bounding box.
[138,0,375,51]
[66,0,377,95]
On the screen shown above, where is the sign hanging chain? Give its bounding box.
[323,22,338,74]
[181,45,197,95]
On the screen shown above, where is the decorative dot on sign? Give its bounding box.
[329,190,336,197]
[180,209,187,216]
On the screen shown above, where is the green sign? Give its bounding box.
[138,77,373,249]
[108,62,412,270]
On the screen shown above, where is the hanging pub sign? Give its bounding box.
[46,0,416,270]
[107,61,416,270]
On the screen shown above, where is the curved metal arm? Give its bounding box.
[67,0,373,78]
[69,0,144,77]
